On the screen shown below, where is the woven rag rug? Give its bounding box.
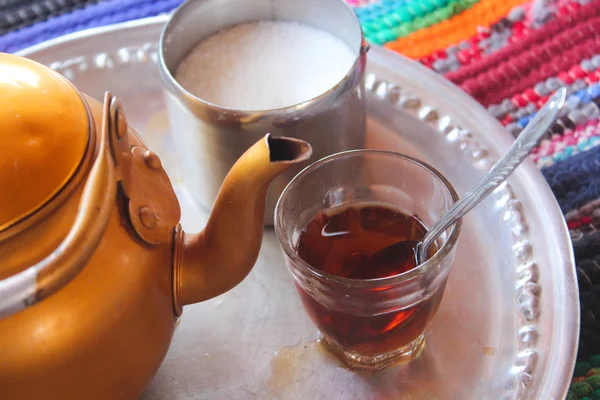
[1,0,599,398]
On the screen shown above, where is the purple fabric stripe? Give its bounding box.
[0,0,184,53]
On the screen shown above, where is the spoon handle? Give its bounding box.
[418,87,567,263]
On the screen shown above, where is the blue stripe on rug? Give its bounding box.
[542,145,600,214]
[0,0,183,53]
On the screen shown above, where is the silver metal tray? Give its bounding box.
[18,16,578,400]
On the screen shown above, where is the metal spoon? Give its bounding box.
[417,87,567,264]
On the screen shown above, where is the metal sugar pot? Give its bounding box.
[0,53,312,400]
[159,0,368,225]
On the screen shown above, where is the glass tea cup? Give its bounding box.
[274,150,461,371]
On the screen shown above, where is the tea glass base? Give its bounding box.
[321,333,426,372]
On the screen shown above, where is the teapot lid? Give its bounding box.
[0,53,90,230]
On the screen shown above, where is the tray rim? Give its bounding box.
[15,15,579,399]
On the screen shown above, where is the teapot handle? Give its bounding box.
[0,93,120,319]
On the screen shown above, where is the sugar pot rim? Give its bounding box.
[157,0,370,119]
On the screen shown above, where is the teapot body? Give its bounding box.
[0,53,312,400]
[0,96,178,400]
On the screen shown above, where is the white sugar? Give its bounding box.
[174,21,356,111]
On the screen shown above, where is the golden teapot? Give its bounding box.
[0,53,312,400]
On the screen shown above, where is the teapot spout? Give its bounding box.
[173,134,312,310]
